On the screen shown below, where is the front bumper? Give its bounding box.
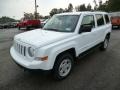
[10,47,51,70]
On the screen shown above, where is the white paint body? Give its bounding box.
[10,12,112,70]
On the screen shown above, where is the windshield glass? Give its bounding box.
[43,15,80,32]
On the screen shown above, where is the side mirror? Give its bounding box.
[79,24,93,33]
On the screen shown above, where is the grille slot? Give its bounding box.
[14,42,26,56]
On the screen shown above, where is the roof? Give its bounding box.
[109,12,120,17]
[56,11,108,16]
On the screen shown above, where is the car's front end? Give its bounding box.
[10,38,50,70]
[10,27,74,71]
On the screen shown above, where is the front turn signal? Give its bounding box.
[36,56,48,61]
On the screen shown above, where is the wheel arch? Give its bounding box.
[49,46,77,70]
[53,47,76,67]
[55,48,76,61]
[106,32,111,39]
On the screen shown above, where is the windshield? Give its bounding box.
[43,15,80,32]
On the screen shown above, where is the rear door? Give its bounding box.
[92,14,106,44]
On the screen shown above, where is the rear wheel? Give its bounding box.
[100,35,110,51]
[26,26,29,30]
[53,52,74,80]
[18,27,20,30]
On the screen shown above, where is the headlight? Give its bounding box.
[28,47,35,57]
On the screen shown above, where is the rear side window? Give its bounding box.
[81,15,95,28]
[104,14,110,23]
[96,14,105,26]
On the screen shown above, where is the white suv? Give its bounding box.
[10,12,111,80]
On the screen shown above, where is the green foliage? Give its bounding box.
[68,3,73,12]
[107,0,120,12]
[97,0,107,11]
[2,0,120,21]
[49,8,64,16]
[49,8,58,16]
[49,0,120,15]
[97,0,120,12]
[44,16,50,19]
[87,4,92,11]
[75,4,92,11]
[23,12,45,20]
[24,13,35,20]
[79,4,87,11]
[49,3,73,16]
[0,16,16,24]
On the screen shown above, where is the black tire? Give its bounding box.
[18,27,20,30]
[26,26,29,30]
[112,25,114,30]
[119,25,120,29]
[53,52,74,80]
[100,35,110,51]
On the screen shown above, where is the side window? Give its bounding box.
[81,15,95,28]
[96,14,105,26]
[104,14,110,24]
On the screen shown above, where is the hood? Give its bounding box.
[15,29,73,47]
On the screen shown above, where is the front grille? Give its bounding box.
[14,42,26,56]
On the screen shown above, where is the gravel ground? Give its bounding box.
[0,28,120,90]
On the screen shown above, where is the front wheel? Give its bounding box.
[100,35,110,51]
[53,53,74,80]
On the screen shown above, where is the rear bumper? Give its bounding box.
[10,47,51,70]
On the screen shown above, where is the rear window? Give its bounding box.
[96,14,105,26]
[104,14,110,23]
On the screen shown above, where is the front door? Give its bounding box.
[76,15,96,55]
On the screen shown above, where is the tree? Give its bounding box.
[23,13,34,20]
[97,0,108,11]
[75,4,87,11]
[96,0,120,12]
[49,8,64,16]
[75,6,80,11]
[44,16,50,19]
[49,3,74,16]
[49,8,58,16]
[107,0,120,12]
[58,8,64,13]
[0,16,16,24]
[87,4,92,11]
[80,4,87,11]
[64,8,68,12]
[23,12,44,20]
[93,0,98,10]
[68,3,73,12]
[99,0,102,6]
